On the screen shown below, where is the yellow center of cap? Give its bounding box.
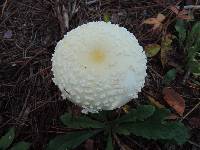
[89,49,105,63]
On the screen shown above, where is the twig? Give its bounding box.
[113,134,132,150]
[126,137,148,150]
[181,100,200,121]
[85,0,98,5]
[0,118,12,129]
[1,0,8,17]
[17,89,31,124]
[196,0,199,5]
[188,140,200,148]
[62,5,69,30]
[177,5,200,9]
[149,66,163,79]
[14,49,46,78]
[183,69,191,84]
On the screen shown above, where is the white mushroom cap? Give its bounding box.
[52,21,147,113]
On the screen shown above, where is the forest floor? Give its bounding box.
[0,0,200,150]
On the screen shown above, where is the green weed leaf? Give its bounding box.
[175,20,187,46]
[163,68,177,85]
[60,113,105,128]
[105,133,113,150]
[46,130,100,150]
[115,105,155,123]
[103,14,110,23]
[114,126,130,135]
[135,105,155,121]
[174,20,200,76]
[145,44,161,57]
[10,142,31,150]
[186,22,200,48]
[0,127,15,150]
[91,110,112,122]
[187,60,200,75]
[117,108,189,144]
[186,37,200,75]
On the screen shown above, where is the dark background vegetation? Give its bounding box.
[0,0,200,149]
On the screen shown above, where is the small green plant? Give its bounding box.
[175,20,200,75]
[0,127,31,150]
[47,105,189,150]
[162,68,177,85]
[103,14,110,23]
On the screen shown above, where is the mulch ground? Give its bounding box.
[0,0,200,150]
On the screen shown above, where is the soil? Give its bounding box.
[0,0,200,150]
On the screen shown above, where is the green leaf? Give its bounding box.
[114,109,137,123]
[187,46,197,61]
[186,32,200,75]
[190,78,200,86]
[114,126,130,135]
[175,20,187,46]
[0,128,15,150]
[186,21,200,48]
[105,133,113,150]
[145,44,161,57]
[120,121,188,144]
[114,105,155,124]
[90,110,113,122]
[103,14,110,23]
[135,105,155,121]
[162,68,177,85]
[187,59,200,75]
[10,142,31,150]
[46,130,100,150]
[187,37,200,59]
[117,108,189,144]
[60,113,105,129]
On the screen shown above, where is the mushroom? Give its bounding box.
[51,21,147,113]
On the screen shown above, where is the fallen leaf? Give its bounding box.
[84,139,94,150]
[160,34,173,67]
[145,44,161,57]
[3,30,12,39]
[146,95,165,109]
[163,87,185,116]
[122,105,130,113]
[143,13,166,30]
[189,117,200,129]
[170,6,193,20]
[169,6,179,14]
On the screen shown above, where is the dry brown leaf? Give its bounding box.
[146,95,165,109]
[163,87,185,116]
[170,6,192,20]
[157,13,166,22]
[189,117,200,129]
[84,139,94,150]
[143,13,166,30]
[169,6,179,14]
[160,34,173,67]
[122,105,130,113]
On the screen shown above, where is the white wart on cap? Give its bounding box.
[52,21,147,113]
